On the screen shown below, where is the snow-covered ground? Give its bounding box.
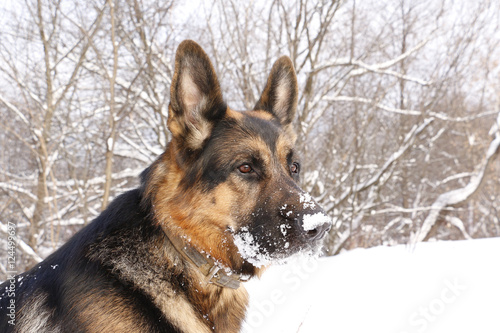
[243,237,500,333]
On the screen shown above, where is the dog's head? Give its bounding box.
[148,40,331,276]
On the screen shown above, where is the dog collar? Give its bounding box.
[163,228,247,289]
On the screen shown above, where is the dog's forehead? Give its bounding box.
[224,109,293,155]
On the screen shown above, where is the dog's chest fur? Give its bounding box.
[88,220,249,333]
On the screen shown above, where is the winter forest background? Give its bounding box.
[0,0,499,279]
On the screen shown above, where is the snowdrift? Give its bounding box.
[243,237,500,333]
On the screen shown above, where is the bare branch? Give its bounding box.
[412,112,500,243]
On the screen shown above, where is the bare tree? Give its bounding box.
[0,0,499,279]
[0,0,175,275]
[0,0,105,256]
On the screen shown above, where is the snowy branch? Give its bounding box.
[327,118,434,211]
[325,95,498,122]
[0,222,43,263]
[312,37,431,78]
[412,112,500,243]
[0,95,30,126]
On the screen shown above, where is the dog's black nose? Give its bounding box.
[278,188,332,241]
[304,221,331,241]
[299,209,332,241]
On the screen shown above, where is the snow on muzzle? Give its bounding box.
[280,191,332,242]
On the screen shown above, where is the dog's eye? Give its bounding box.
[290,162,300,174]
[238,164,253,174]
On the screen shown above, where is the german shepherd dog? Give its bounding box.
[0,40,331,333]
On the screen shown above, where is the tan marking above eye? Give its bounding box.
[276,135,295,169]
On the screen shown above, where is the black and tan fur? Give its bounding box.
[0,40,331,333]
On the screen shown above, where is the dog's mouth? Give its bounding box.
[231,223,329,268]
[230,192,332,268]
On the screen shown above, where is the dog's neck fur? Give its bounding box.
[163,238,249,333]
[163,236,250,333]
[162,224,249,289]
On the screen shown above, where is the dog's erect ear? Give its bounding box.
[168,40,226,150]
[254,56,298,129]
